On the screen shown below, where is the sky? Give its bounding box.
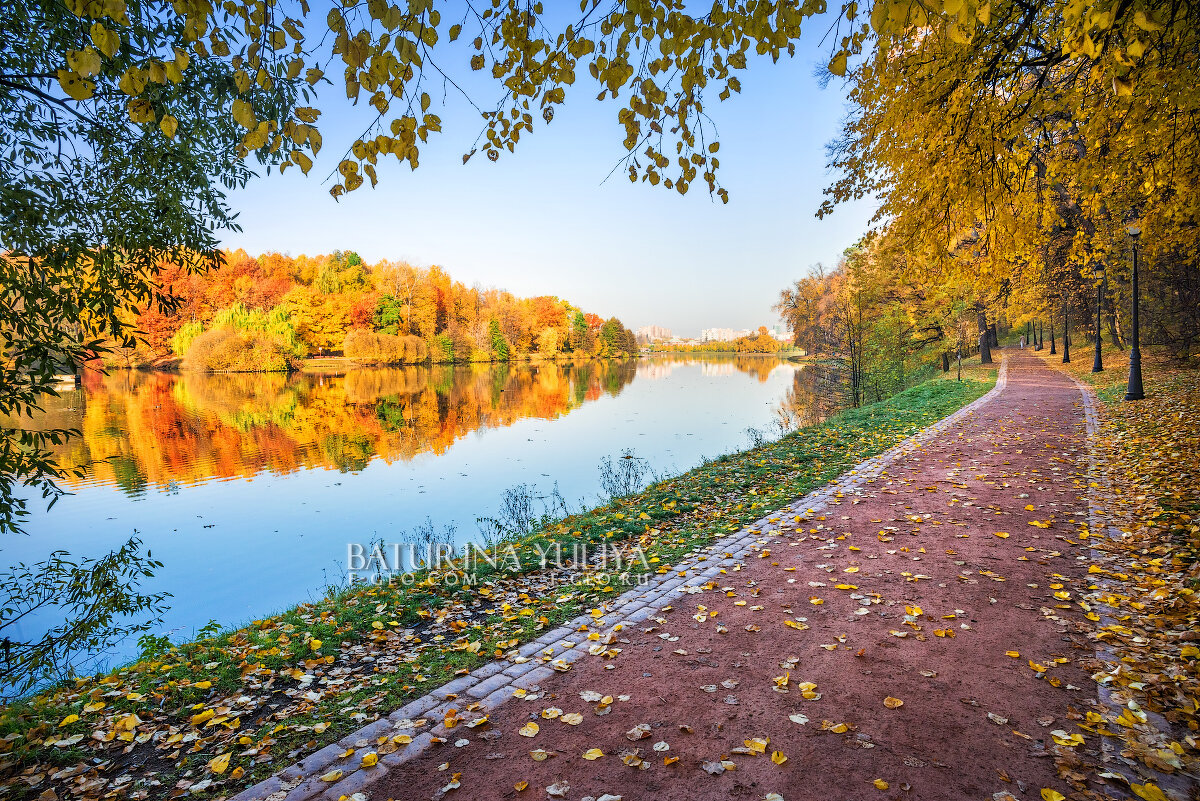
[221,15,877,339]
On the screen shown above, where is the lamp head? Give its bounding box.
[1126,225,1141,239]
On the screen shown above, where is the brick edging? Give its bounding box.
[228,356,1009,801]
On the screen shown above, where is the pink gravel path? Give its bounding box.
[370,350,1103,801]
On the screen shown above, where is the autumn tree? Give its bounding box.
[822,2,1199,354]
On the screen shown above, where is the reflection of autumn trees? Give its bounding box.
[636,354,786,384]
[773,364,848,434]
[33,363,639,495]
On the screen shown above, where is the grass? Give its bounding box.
[0,362,997,801]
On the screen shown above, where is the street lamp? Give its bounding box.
[1092,264,1105,373]
[1125,225,1145,400]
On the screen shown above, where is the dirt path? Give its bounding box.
[366,349,1101,801]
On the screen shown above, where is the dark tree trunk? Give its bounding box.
[1062,304,1071,363]
[977,308,993,364]
[1104,294,1124,350]
[989,323,999,347]
[942,351,950,372]
[1050,318,1057,354]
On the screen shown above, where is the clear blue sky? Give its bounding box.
[221,17,876,339]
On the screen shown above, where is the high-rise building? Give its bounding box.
[636,325,673,342]
[700,327,753,342]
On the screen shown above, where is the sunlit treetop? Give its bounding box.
[820,0,1194,294]
[30,0,1181,205]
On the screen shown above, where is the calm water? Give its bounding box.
[7,355,824,666]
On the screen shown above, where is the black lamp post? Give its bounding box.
[1092,265,1105,373]
[1125,226,1145,400]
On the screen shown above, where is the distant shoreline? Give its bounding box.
[102,350,803,375]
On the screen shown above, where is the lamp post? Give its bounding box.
[1125,226,1144,400]
[1092,265,1105,373]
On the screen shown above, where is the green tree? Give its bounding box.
[488,318,510,362]
[569,311,588,353]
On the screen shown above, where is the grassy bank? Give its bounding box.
[0,364,997,801]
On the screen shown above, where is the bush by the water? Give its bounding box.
[182,328,300,372]
[343,329,429,364]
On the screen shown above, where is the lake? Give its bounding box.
[6,354,833,668]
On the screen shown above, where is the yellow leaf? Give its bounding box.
[320,770,343,782]
[829,51,848,77]
[994,532,1009,538]
[582,748,604,760]
[67,47,101,78]
[361,752,378,767]
[883,696,903,709]
[118,66,146,95]
[232,98,257,130]
[193,680,212,689]
[1131,783,1169,801]
[59,714,79,727]
[874,779,889,790]
[770,750,787,765]
[1006,650,1020,658]
[515,781,529,791]
[208,753,231,774]
[1040,791,1066,801]
[518,722,539,737]
[56,69,95,101]
[91,22,119,57]
[1132,10,1162,32]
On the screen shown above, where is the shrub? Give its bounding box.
[343,329,429,364]
[182,327,299,372]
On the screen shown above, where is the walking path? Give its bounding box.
[240,349,1115,801]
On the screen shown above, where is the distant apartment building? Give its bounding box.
[700,327,753,342]
[636,324,673,342]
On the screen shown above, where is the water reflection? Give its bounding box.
[19,355,831,500]
[7,353,822,664]
[773,361,849,433]
[37,361,646,495]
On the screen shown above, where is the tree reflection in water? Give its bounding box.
[19,361,644,496]
[13,355,818,499]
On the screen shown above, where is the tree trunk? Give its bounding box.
[977,308,993,364]
[1062,305,1070,363]
[1104,294,1124,350]
[942,351,950,372]
[1049,318,1057,355]
[989,323,999,347]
